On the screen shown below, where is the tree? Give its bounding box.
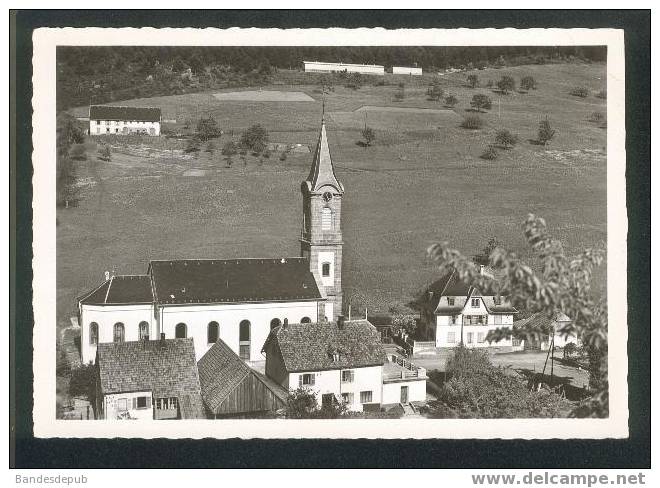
[537,117,556,145]
[563,342,578,359]
[240,124,269,152]
[284,387,347,419]
[68,363,97,410]
[495,129,518,149]
[470,94,492,112]
[480,145,498,161]
[520,76,537,91]
[426,82,444,101]
[97,144,112,161]
[497,75,516,94]
[391,313,417,337]
[467,74,479,88]
[460,114,484,130]
[196,116,221,142]
[444,95,458,108]
[362,127,376,147]
[427,214,608,417]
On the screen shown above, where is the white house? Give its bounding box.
[512,311,578,351]
[262,318,427,412]
[429,269,518,348]
[303,61,385,76]
[89,105,162,136]
[95,337,205,420]
[392,66,423,76]
[78,119,346,364]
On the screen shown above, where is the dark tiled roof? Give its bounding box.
[96,338,205,419]
[514,312,571,332]
[198,339,287,414]
[431,270,517,315]
[79,275,153,305]
[89,105,161,122]
[263,320,387,373]
[434,304,466,315]
[149,258,322,305]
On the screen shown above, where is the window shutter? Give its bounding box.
[311,374,315,385]
[299,375,303,388]
[132,398,137,410]
[147,396,152,408]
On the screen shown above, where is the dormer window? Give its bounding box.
[322,262,331,277]
[447,297,455,306]
[471,298,480,308]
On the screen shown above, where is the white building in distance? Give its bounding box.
[89,105,162,136]
[392,66,423,76]
[303,61,385,76]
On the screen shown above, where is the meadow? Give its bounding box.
[59,63,607,333]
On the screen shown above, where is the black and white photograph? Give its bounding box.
[26,26,631,441]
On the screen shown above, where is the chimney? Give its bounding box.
[104,270,110,281]
[337,315,345,330]
[160,332,165,341]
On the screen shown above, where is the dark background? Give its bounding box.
[11,10,650,469]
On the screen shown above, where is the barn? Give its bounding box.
[89,105,162,136]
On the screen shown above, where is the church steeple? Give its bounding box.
[300,118,344,323]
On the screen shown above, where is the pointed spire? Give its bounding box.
[306,119,343,194]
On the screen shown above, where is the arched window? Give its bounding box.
[89,322,98,345]
[322,262,331,277]
[207,321,219,344]
[321,207,332,230]
[113,322,125,343]
[300,317,311,324]
[239,320,251,360]
[139,321,149,340]
[175,323,187,339]
[270,318,282,330]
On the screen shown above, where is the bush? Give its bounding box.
[444,94,458,108]
[520,76,537,91]
[537,116,556,145]
[480,145,498,160]
[196,116,221,141]
[69,363,97,406]
[240,124,269,151]
[97,144,111,161]
[467,74,479,88]
[470,94,492,112]
[284,387,348,419]
[497,75,516,94]
[570,86,589,98]
[426,82,444,101]
[221,140,238,156]
[362,127,376,146]
[495,129,518,149]
[460,114,484,130]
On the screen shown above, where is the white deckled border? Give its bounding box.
[32,27,627,439]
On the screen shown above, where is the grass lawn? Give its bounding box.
[59,63,607,334]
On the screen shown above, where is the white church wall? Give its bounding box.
[80,304,155,364]
[160,300,321,361]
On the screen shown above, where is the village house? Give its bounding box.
[262,317,427,412]
[197,339,288,418]
[95,337,205,420]
[78,118,345,364]
[416,268,518,349]
[303,60,385,76]
[88,105,162,136]
[512,311,577,351]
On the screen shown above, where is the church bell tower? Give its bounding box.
[300,118,344,322]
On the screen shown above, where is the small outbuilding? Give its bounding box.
[197,339,288,418]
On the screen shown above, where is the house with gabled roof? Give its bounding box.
[77,118,345,365]
[417,268,518,349]
[89,105,161,136]
[198,338,287,418]
[95,337,205,420]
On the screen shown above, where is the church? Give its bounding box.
[78,118,345,364]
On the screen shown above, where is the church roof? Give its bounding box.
[96,338,205,419]
[305,120,344,193]
[262,320,387,373]
[149,257,323,305]
[78,275,153,305]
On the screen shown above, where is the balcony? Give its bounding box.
[382,355,427,382]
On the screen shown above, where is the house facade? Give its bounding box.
[303,61,385,76]
[89,105,161,136]
[392,66,423,76]
[77,119,345,364]
[95,338,205,420]
[513,312,577,351]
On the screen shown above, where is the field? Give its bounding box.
[59,63,607,335]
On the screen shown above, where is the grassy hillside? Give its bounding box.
[59,63,607,330]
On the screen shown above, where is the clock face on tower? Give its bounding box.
[322,191,333,202]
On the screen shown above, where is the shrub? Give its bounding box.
[495,129,518,149]
[362,127,376,146]
[97,144,111,161]
[284,387,348,419]
[570,86,589,98]
[461,114,484,130]
[426,82,444,101]
[467,74,479,88]
[497,75,516,94]
[68,363,97,406]
[444,94,458,108]
[470,94,493,112]
[520,76,537,91]
[240,124,269,151]
[596,89,607,99]
[196,115,221,141]
[480,145,498,160]
[537,117,556,146]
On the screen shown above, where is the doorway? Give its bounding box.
[400,385,409,404]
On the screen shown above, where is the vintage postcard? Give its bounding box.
[31,27,627,438]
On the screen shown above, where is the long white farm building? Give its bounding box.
[392,66,423,76]
[303,61,385,76]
